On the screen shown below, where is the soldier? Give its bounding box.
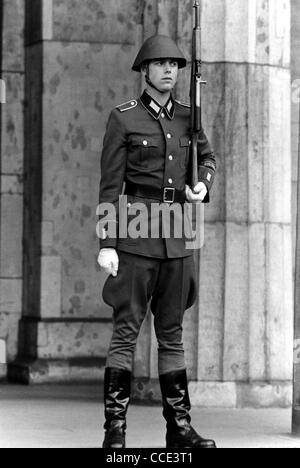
[98,35,217,449]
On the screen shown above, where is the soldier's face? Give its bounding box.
[147,60,179,92]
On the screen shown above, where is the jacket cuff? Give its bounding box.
[98,220,118,250]
[99,238,118,250]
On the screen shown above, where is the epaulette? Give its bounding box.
[116,100,138,112]
[175,100,191,108]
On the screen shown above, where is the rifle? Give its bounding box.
[190,0,206,190]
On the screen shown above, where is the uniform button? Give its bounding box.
[168,178,173,184]
[169,155,173,161]
[167,133,172,139]
[143,140,148,146]
[161,113,165,119]
[131,101,135,106]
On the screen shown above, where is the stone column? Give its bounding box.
[291,0,300,267]
[0,0,24,380]
[190,0,293,407]
[9,0,142,383]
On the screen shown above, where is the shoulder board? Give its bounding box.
[116,100,138,112]
[175,100,191,108]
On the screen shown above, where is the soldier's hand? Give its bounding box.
[97,248,119,277]
[185,182,208,203]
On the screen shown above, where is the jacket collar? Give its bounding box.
[140,91,175,120]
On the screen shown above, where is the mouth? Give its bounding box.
[162,78,173,82]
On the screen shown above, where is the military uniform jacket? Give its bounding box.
[98,91,216,259]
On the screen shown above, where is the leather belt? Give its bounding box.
[125,182,186,204]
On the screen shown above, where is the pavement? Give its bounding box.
[0,384,299,449]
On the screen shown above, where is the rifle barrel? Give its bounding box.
[194,1,201,28]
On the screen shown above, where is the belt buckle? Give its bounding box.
[163,187,175,204]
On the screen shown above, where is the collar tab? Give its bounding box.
[140,91,175,120]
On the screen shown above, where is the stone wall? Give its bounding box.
[0,0,24,380]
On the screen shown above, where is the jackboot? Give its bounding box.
[159,369,217,449]
[102,367,131,449]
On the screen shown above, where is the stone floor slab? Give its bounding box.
[0,385,299,448]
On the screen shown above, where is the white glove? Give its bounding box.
[185,182,208,203]
[97,248,119,277]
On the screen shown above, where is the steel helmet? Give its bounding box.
[132,35,187,72]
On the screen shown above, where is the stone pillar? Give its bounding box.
[192,0,293,407]
[291,0,300,267]
[0,0,24,380]
[9,0,142,383]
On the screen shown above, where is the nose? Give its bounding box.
[164,62,172,74]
